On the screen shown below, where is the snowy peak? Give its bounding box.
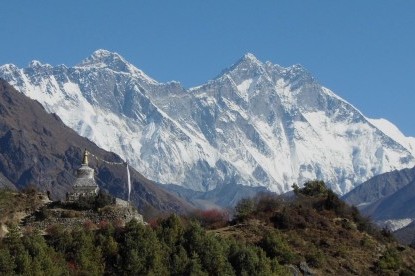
[29,60,46,68]
[281,64,315,86]
[215,53,269,92]
[77,49,131,71]
[368,118,415,155]
[1,50,415,199]
[219,54,314,91]
[233,53,264,71]
[76,49,157,84]
[241,52,261,64]
[220,53,263,75]
[0,64,19,74]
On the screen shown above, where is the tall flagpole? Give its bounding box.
[88,150,132,205]
[126,163,131,203]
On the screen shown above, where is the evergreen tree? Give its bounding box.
[22,231,68,275]
[120,219,168,275]
[0,248,16,275]
[71,228,104,275]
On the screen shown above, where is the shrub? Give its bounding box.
[259,231,298,264]
[94,191,114,209]
[376,248,402,271]
[305,246,325,268]
[61,210,80,218]
[36,206,51,220]
[234,198,255,222]
[255,194,282,213]
[298,180,328,197]
[272,208,306,230]
[83,220,96,231]
[192,209,229,229]
[228,244,275,275]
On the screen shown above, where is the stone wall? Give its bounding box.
[22,202,144,233]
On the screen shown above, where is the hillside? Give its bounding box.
[342,166,415,242]
[215,181,415,274]
[342,167,415,207]
[0,79,192,218]
[1,181,414,275]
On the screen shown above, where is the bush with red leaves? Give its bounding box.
[192,209,229,229]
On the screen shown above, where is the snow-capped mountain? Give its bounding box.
[1,49,414,195]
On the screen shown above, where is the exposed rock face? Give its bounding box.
[1,50,414,199]
[0,79,193,217]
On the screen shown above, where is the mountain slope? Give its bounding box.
[363,179,415,222]
[1,50,414,196]
[394,221,415,245]
[343,166,415,233]
[0,79,192,217]
[342,167,415,207]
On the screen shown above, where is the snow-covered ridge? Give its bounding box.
[378,218,414,232]
[367,118,415,155]
[75,49,158,84]
[1,50,414,197]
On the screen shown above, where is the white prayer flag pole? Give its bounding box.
[126,163,131,203]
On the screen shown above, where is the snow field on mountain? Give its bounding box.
[1,49,414,196]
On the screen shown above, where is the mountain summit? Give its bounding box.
[1,50,414,199]
[77,49,131,71]
[76,49,157,83]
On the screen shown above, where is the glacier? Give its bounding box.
[1,49,414,195]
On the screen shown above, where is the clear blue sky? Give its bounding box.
[1,1,414,136]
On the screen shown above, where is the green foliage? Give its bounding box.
[120,219,167,275]
[255,194,282,213]
[228,243,275,276]
[0,248,15,275]
[297,180,328,197]
[294,181,383,238]
[157,214,184,248]
[0,188,14,212]
[292,183,300,195]
[22,232,68,275]
[71,229,104,275]
[271,208,307,230]
[235,198,255,221]
[305,245,326,268]
[377,248,402,272]
[259,231,298,264]
[187,253,208,276]
[2,183,414,275]
[1,225,68,275]
[183,222,234,275]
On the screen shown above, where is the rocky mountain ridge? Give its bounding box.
[343,166,415,239]
[0,79,192,217]
[1,50,414,197]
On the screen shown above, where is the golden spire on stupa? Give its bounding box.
[82,149,89,166]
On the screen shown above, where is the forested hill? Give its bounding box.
[1,182,414,275]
